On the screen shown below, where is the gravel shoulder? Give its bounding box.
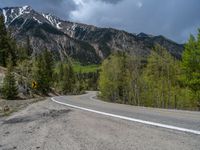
[0,99,200,150]
[0,97,46,117]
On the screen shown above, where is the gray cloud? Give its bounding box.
[0,0,76,19]
[69,0,200,43]
[99,0,122,4]
[1,0,200,43]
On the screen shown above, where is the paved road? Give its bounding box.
[53,91,200,133]
[0,93,200,150]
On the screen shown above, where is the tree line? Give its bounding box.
[99,31,200,110]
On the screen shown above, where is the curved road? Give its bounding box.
[52,91,200,134]
[0,93,200,150]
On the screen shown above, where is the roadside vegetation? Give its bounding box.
[99,31,200,110]
[0,14,199,111]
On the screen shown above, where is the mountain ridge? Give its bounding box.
[0,6,184,64]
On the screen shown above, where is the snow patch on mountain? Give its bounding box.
[33,16,42,24]
[72,23,77,30]
[56,22,62,29]
[2,6,32,25]
[19,5,31,15]
[42,13,62,29]
[2,9,7,24]
[11,9,14,14]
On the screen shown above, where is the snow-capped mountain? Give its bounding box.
[0,6,184,64]
[42,13,62,29]
[2,6,32,26]
[1,6,62,28]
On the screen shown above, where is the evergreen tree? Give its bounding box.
[32,49,53,94]
[54,61,75,94]
[2,56,18,99]
[26,36,33,56]
[74,70,87,94]
[17,46,29,61]
[0,15,17,66]
[182,30,200,108]
[62,63,75,94]
[0,15,8,66]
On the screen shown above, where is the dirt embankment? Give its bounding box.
[0,97,46,117]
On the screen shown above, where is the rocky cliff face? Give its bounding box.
[0,6,184,64]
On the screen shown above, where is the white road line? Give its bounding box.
[89,95,96,101]
[51,97,200,135]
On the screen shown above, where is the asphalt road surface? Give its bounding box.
[53,91,200,132]
[0,92,200,150]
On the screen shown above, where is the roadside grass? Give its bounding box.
[72,62,100,73]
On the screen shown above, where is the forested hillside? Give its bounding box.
[99,32,200,110]
[0,15,98,99]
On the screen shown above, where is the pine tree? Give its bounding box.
[182,30,200,108]
[62,63,75,94]
[2,56,18,100]
[0,15,17,66]
[26,36,33,56]
[54,61,75,94]
[32,49,54,94]
[0,15,8,66]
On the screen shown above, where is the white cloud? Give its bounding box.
[137,1,143,8]
[73,0,84,5]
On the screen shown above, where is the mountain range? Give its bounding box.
[0,6,184,64]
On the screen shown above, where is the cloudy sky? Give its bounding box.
[0,0,200,43]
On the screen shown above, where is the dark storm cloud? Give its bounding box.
[99,0,122,4]
[70,0,200,43]
[1,0,200,43]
